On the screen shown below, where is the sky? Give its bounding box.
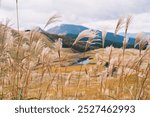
[0,0,150,33]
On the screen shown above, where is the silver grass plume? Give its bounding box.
[44,14,61,29]
[73,29,97,45]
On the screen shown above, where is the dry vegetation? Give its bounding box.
[0,19,150,100]
[0,1,150,100]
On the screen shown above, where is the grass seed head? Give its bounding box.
[125,15,132,37]
[102,30,107,48]
[44,14,61,29]
[114,17,125,36]
[123,37,128,50]
[73,29,97,45]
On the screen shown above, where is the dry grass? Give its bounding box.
[72,29,97,45]
[125,15,132,38]
[114,17,125,36]
[0,14,150,100]
[102,29,107,48]
[44,14,61,29]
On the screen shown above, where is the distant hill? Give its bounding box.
[42,31,99,52]
[96,30,139,48]
[47,24,148,49]
[119,32,150,38]
[47,24,88,38]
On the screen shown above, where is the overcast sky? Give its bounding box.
[0,0,150,32]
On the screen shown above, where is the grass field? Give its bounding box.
[0,13,150,100]
[0,27,150,100]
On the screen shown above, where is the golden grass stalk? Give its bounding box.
[113,17,125,46]
[44,14,61,29]
[65,72,72,87]
[106,45,114,63]
[125,15,132,38]
[139,39,145,56]
[123,37,128,51]
[85,38,94,51]
[134,32,143,48]
[35,39,45,54]
[16,0,19,32]
[73,29,97,45]
[54,38,62,59]
[114,17,125,36]
[85,68,90,86]
[0,20,10,52]
[123,38,128,61]
[40,47,51,62]
[121,37,128,77]
[137,63,150,99]
[102,30,107,48]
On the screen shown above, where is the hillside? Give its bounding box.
[0,23,150,100]
[47,24,149,49]
[42,31,99,52]
[47,24,88,38]
[119,32,150,38]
